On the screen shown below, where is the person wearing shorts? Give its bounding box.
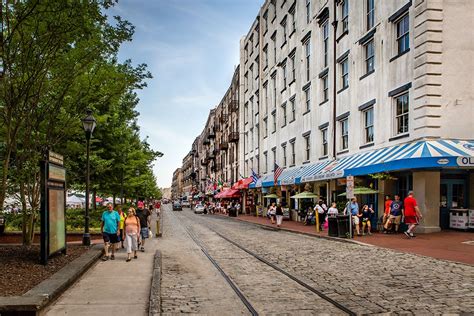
[101,203,121,261]
[349,197,361,236]
[136,201,151,252]
[403,191,422,238]
[384,195,403,233]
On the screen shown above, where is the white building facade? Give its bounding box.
[239,0,474,232]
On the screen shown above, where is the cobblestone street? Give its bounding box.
[158,206,474,315]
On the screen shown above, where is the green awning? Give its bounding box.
[338,187,379,196]
[263,194,279,198]
[290,191,319,199]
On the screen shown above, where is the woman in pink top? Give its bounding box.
[124,207,141,262]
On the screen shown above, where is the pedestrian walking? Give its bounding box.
[117,206,127,249]
[275,203,284,227]
[124,207,140,262]
[314,201,325,231]
[403,191,423,238]
[383,195,392,227]
[384,194,403,233]
[136,201,151,252]
[101,203,121,261]
[360,205,374,235]
[268,202,276,224]
[346,197,361,236]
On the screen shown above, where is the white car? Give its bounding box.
[194,204,205,214]
[182,200,191,208]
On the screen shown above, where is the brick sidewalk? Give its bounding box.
[227,214,474,265]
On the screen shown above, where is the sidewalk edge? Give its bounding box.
[0,244,103,314]
[149,250,162,316]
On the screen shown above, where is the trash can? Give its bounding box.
[337,215,351,238]
[0,215,5,235]
[328,216,338,237]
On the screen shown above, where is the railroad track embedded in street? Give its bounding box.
[175,210,356,316]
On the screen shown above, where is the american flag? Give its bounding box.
[251,169,259,184]
[274,163,283,185]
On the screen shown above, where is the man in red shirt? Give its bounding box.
[403,191,423,238]
[383,195,392,228]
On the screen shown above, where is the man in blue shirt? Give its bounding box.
[350,197,361,236]
[101,203,121,261]
[384,194,404,233]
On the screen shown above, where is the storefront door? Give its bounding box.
[440,179,466,229]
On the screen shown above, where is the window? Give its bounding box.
[395,93,409,135]
[255,56,259,75]
[244,72,248,90]
[367,0,375,30]
[282,62,287,87]
[304,39,311,82]
[249,64,254,90]
[289,5,296,34]
[322,128,328,156]
[290,141,296,166]
[322,75,328,102]
[264,151,268,173]
[272,75,277,108]
[281,17,287,43]
[244,103,248,123]
[263,45,268,68]
[306,0,311,24]
[264,117,268,137]
[272,147,276,166]
[396,14,409,55]
[304,134,311,161]
[364,108,374,143]
[341,0,349,32]
[290,52,296,82]
[290,96,296,121]
[263,83,268,114]
[323,22,329,67]
[341,58,349,89]
[255,124,259,150]
[250,127,254,150]
[341,119,349,150]
[304,86,311,112]
[365,40,375,74]
[272,111,276,133]
[271,33,277,65]
[281,103,287,126]
[282,144,287,167]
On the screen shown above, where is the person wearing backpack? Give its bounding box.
[124,207,141,262]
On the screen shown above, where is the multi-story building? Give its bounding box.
[171,168,183,199]
[239,0,474,232]
[199,109,218,194]
[181,152,194,198]
[215,66,240,187]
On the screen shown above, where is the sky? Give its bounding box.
[109,0,261,188]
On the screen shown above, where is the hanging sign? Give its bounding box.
[346,175,355,199]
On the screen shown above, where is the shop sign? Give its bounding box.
[457,156,474,167]
[346,175,354,199]
[301,170,344,182]
[280,178,295,185]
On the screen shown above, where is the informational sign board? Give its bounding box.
[40,151,67,264]
[346,175,354,199]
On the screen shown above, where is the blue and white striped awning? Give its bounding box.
[250,140,474,188]
[279,165,305,185]
[339,139,474,176]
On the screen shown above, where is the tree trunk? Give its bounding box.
[113,193,116,208]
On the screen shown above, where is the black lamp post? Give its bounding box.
[82,109,96,246]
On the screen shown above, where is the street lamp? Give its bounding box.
[82,109,96,246]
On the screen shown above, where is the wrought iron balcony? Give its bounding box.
[229,132,239,143]
[229,100,239,112]
[219,142,229,151]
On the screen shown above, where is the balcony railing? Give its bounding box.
[219,141,229,151]
[220,114,229,123]
[229,132,239,143]
[229,100,238,112]
[203,137,210,145]
[201,158,208,166]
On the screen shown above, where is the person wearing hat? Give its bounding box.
[136,201,151,252]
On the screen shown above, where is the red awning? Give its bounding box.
[214,189,241,199]
[232,177,253,190]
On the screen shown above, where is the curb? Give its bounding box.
[149,250,162,316]
[0,244,103,315]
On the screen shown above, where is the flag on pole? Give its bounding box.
[251,169,259,184]
[274,163,283,185]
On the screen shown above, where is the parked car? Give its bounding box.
[172,201,182,211]
[181,200,191,208]
[194,204,205,214]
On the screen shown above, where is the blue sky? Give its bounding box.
[110,0,261,188]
